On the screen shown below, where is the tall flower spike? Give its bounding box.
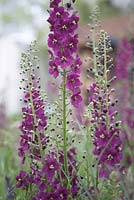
[18,41,47,164]
[88,31,123,179]
[47,0,82,107]
[16,42,48,196]
[89,83,123,178]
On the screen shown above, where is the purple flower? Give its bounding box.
[71,56,82,74]
[64,34,78,54]
[71,89,82,108]
[49,59,59,78]
[98,164,110,179]
[104,148,122,167]
[48,33,61,51]
[57,50,73,69]
[50,6,69,23]
[71,176,79,197]
[93,128,109,149]
[68,14,79,33]
[50,0,61,8]
[89,83,96,98]
[42,153,60,181]
[66,73,81,91]
[56,185,68,200]
[16,170,31,189]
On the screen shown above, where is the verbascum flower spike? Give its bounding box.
[88,31,123,179]
[47,0,82,108]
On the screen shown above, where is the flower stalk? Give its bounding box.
[103,32,109,132]
[63,69,69,179]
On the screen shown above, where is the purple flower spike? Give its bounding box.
[18,88,47,164]
[48,0,82,107]
[89,83,123,179]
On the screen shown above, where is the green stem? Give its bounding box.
[63,69,69,179]
[28,82,44,165]
[62,70,73,200]
[95,168,98,191]
[86,129,90,189]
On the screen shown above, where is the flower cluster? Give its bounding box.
[89,83,123,178]
[16,86,49,195]
[16,147,79,199]
[115,39,132,80]
[18,88,47,164]
[17,81,79,198]
[48,0,82,107]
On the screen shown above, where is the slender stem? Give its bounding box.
[29,89,44,162]
[95,168,98,191]
[63,69,69,179]
[85,129,90,189]
[62,70,73,199]
[103,32,109,132]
